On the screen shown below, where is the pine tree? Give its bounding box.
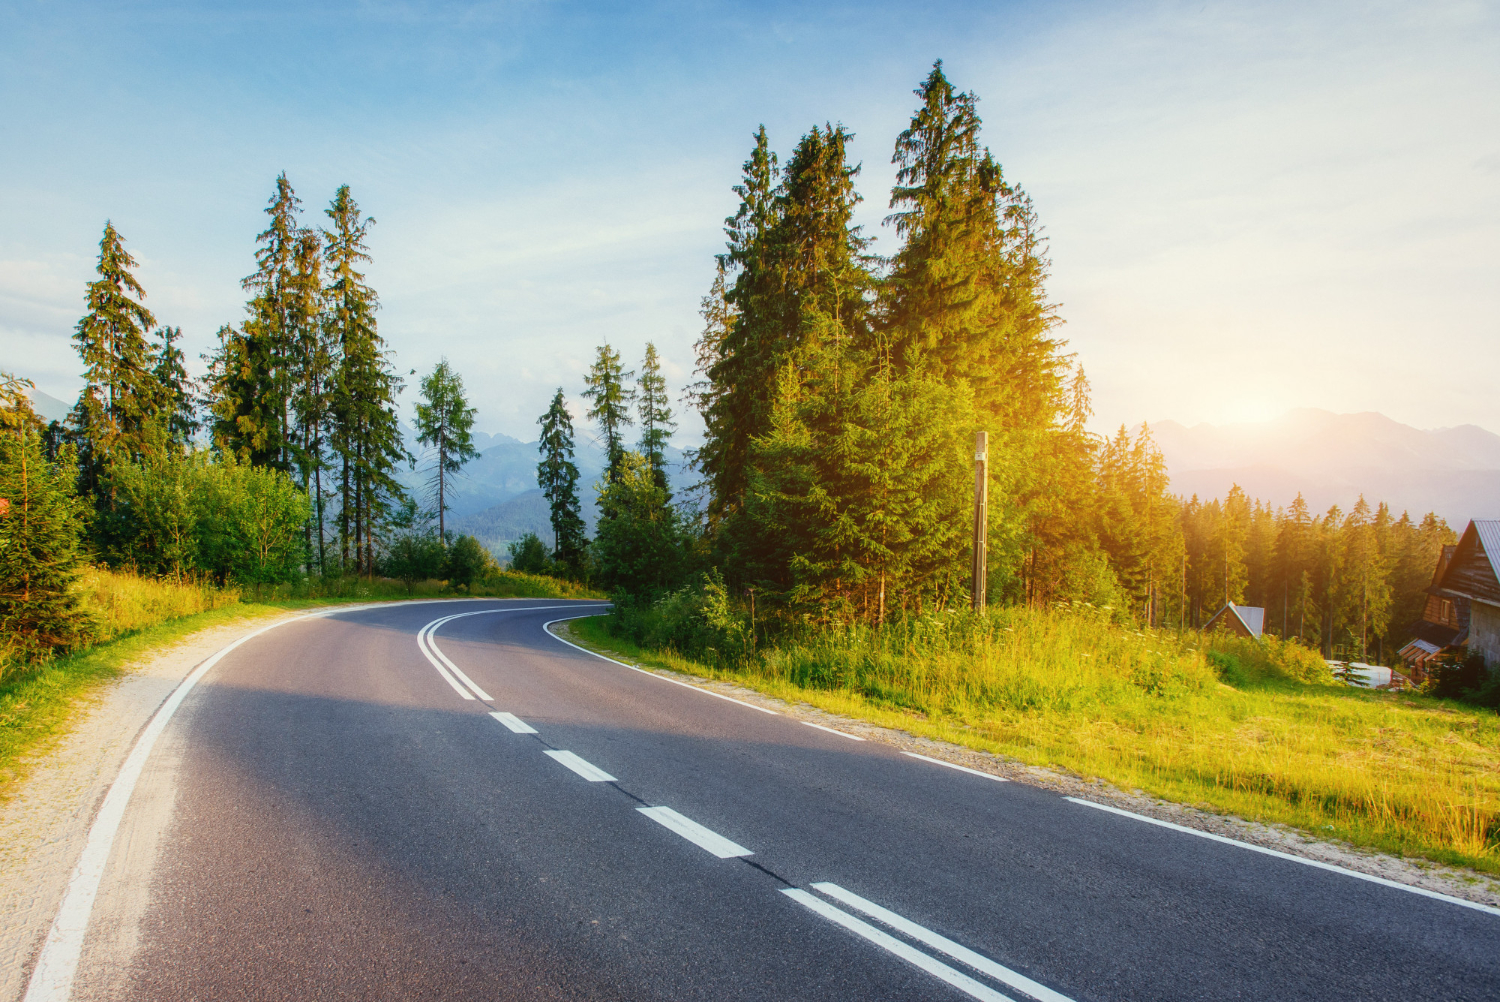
[0,420,88,654]
[151,326,198,450]
[222,175,305,469]
[537,389,586,570]
[324,185,406,576]
[71,222,162,487]
[636,342,675,494]
[583,342,634,483]
[696,126,781,525]
[414,358,478,543]
[289,227,335,573]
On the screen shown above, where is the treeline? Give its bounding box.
[0,176,506,656]
[539,62,1448,666]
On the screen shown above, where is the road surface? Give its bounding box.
[31,599,1500,1000]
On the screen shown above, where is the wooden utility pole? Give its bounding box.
[971,431,988,610]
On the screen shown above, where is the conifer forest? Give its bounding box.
[0,63,1462,669]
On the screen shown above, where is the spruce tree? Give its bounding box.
[414,358,479,543]
[324,185,406,576]
[537,389,586,570]
[636,342,675,494]
[151,326,199,450]
[0,420,87,654]
[71,222,161,486]
[583,342,634,483]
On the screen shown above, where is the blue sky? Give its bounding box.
[3,0,1497,445]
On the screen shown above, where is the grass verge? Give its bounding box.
[570,612,1500,876]
[0,567,603,800]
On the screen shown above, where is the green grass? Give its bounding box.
[573,608,1500,875]
[0,602,288,797]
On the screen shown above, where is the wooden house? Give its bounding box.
[1426,521,1500,669]
[1397,544,1468,679]
[1202,603,1265,639]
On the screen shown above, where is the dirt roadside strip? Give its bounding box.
[0,610,313,1002]
[549,620,1500,912]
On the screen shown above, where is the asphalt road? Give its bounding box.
[54,599,1500,1000]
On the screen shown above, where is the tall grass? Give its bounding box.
[595,598,1500,874]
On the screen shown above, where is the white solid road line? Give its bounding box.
[417,605,611,702]
[802,720,865,741]
[811,883,1073,1002]
[542,617,780,716]
[489,711,538,734]
[544,749,617,782]
[902,751,1009,782]
[1065,797,1500,919]
[637,806,754,858]
[421,618,495,700]
[417,621,478,699]
[21,603,397,1002]
[781,889,1015,1002]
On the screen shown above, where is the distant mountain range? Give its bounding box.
[1147,409,1500,525]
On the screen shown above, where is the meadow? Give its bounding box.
[578,603,1500,875]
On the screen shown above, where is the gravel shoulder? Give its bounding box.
[552,620,1500,911]
[0,610,310,1002]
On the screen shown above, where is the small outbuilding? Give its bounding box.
[1203,603,1265,640]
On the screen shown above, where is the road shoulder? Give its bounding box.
[0,609,309,1002]
[550,618,1500,912]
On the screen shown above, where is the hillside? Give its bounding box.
[1149,409,1500,523]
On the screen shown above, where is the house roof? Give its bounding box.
[1204,603,1265,639]
[1433,521,1500,606]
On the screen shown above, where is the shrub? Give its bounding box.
[0,431,88,655]
[105,451,310,585]
[507,533,552,575]
[592,452,693,601]
[444,534,490,591]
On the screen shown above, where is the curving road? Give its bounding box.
[32,599,1500,1000]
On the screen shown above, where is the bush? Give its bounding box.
[380,500,444,595]
[105,451,311,586]
[0,431,88,655]
[507,533,552,575]
[444,534,490,592]
[592,452,693,601]
[1204,633,1333,686]
[1425,650,1494,705]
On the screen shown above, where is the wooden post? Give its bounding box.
[972,431,988,610]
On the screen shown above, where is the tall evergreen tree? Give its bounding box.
[0,414,88,654]
[537,389,586,570]
[583,342,634,483]
[414,358,478,543]
[151,326,198,451]
[324,185,405,576]
[71,222,162,488]
[636,342,675,494]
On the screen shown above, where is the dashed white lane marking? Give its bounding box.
[1065,797,1500,918]
[544,750,617,782]
[902,752,1009,782]
[811,883,1073,1002]
[802,720,865,741]
[542,617,780,716]
[489,711,538,734]
[781,888,1014,1002]
[636,806,754,858]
